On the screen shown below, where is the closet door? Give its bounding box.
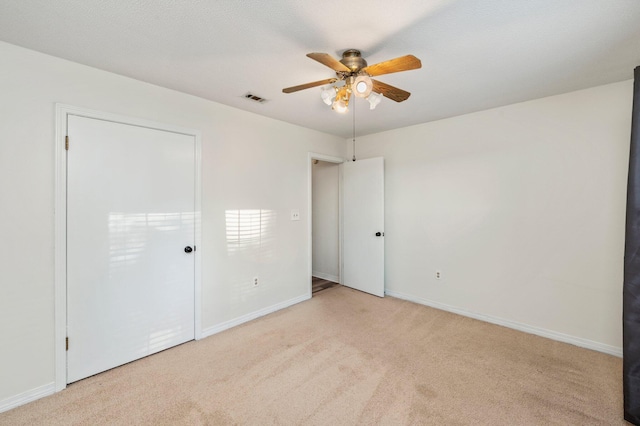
[66,115,195,383]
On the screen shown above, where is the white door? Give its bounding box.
[67,115,196,383]
[342,157,385,297]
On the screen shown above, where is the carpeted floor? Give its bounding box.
[0,285,624,425]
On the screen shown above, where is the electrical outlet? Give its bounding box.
[435,270,442,280]
[291,209,300,221]
[253,276,259,287]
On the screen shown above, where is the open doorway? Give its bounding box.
[308,153,343,296]
[308,153,385,298]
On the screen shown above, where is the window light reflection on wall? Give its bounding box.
[225,209,276,257]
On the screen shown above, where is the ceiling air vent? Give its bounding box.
[243,92,268,104]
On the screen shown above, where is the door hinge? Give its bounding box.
[65,136,69,151]
[66,337,69,351]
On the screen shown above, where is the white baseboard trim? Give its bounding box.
[312,271,340,283]
[385,290,622,357]
[0,382,55,414]
[201,294,311,339]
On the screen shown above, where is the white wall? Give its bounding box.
[353,81,632,354]
[0,41,345,405]
[312,161,340,281]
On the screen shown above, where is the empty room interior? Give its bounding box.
[2,0,640,424]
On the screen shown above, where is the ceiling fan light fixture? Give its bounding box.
[366,92,382,110]
[353,75,373,98]
[332,86,351,113]
[320,85,336,105]
[332,99,349,113]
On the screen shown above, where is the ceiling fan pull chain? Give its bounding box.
[352,98,356,162]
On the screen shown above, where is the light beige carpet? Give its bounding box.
[1,285,624,425]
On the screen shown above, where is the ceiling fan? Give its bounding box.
[283,49,422,112]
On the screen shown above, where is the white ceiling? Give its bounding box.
[1,0,639,138]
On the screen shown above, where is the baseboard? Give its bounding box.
[201,294,311,338]
[0,382,55,414]
[385,290,622,357]
[312,271,340,283]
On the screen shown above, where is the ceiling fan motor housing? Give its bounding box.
[340,49,368,73]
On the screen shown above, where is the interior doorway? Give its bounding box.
[308,153,343,296]
[308,153,386,298]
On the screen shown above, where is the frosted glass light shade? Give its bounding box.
[332,87,350,113]
[367,92,382,110]
[320,86,336,105]
[332,99,349,113]
[353,75,373,98]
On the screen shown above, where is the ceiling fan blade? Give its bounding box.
[283,78,338,94]
[362,55,422,77]
[306,53,351,72]
[371,79,411,102]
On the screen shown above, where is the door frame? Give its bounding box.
[307,152,344,297]
[54,104,202,391]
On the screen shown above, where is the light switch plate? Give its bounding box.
[291,209,300,221]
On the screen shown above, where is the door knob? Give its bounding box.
[375,232,384,237]
[184,246,193,253]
